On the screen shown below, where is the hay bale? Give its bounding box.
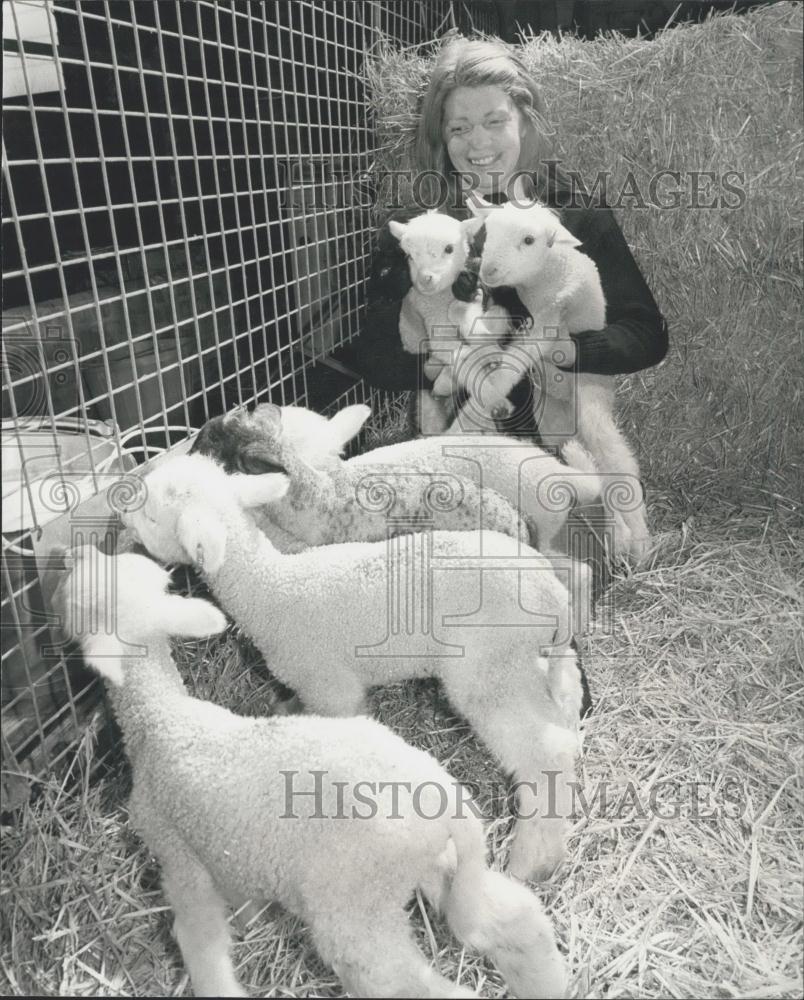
[365,3,804,531]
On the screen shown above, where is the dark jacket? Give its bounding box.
[335,192,668,393]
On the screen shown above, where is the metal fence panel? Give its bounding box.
[1,0,498,782]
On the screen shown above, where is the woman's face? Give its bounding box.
[443,85,524,195]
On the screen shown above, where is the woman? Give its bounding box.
[337,36,668,435]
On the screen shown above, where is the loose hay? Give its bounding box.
[2,527,800,997]
[2,5,803,997]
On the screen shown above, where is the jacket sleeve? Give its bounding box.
[565,208,668,376]
[332,219,423,391]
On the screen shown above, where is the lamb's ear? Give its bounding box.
[223,403,248,424]
[327,404,371,449]
[152,595,228,638]
[176,505,227,575]
[82,633,126,686]
[251,402,282,434]
[546,223,582,249]
[388,219,407,242]
[230,471,289,510]
[49,543,72,572]
[460,216,486,241]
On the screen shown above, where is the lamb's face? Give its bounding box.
[55,546,227,685]
[124,483,190,567]
[390,213,469,295]
[124,457,219,568]
[479,203,559,288]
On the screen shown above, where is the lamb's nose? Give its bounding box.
[481,264,499,281]
[421,273,434,286]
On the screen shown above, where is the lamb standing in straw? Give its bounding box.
[124,453,585,882]
[55,544,567,998]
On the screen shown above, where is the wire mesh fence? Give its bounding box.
[1,0,499,788]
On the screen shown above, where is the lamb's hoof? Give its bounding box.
[613,534,651,569]
[273,692,304,716]
[507,840,565,884]
[511,857,563,884]
[491,403,513,420]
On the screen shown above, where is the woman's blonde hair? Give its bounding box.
[413,36,566,209]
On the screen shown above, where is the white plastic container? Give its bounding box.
[1,417,128,537]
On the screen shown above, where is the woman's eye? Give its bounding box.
[523,235,535,246]
[444,244,454,254]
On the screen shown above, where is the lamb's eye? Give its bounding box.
[523,235,535,246]
[444,244,454,254]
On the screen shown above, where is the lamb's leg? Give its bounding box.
[443,675,578,883]
[574,385,650,561]
[444,866,567,999]
[544,551,593,637]
[418,825,567,999]
[506,727,577,884]
[310,899,475,998]
[159,847,246,998]
[293,670,368,717]
[414,390,455,437]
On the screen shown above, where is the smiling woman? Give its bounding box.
[337,35,668,440]
[442,85,525,195]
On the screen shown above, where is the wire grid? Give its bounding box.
[0,0,499,782]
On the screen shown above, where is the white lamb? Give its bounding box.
[124,454,584,883]
[55,544,567,998]
[193,402,596,640]
[279,403,601,556]
[277,401,601,636]
[189,403,531,551]
[461,197,651,561]
[389,210,514,435]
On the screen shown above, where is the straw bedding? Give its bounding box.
[2,4,802,996]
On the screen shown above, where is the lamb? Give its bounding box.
[192,402,597,643]
[55,544,567,998]
[124,453,584,883]
[270,401,601,635]
[272,403,601,557]
[190,403,532,552]
[388,210,514,435]
[460,197,652,561]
